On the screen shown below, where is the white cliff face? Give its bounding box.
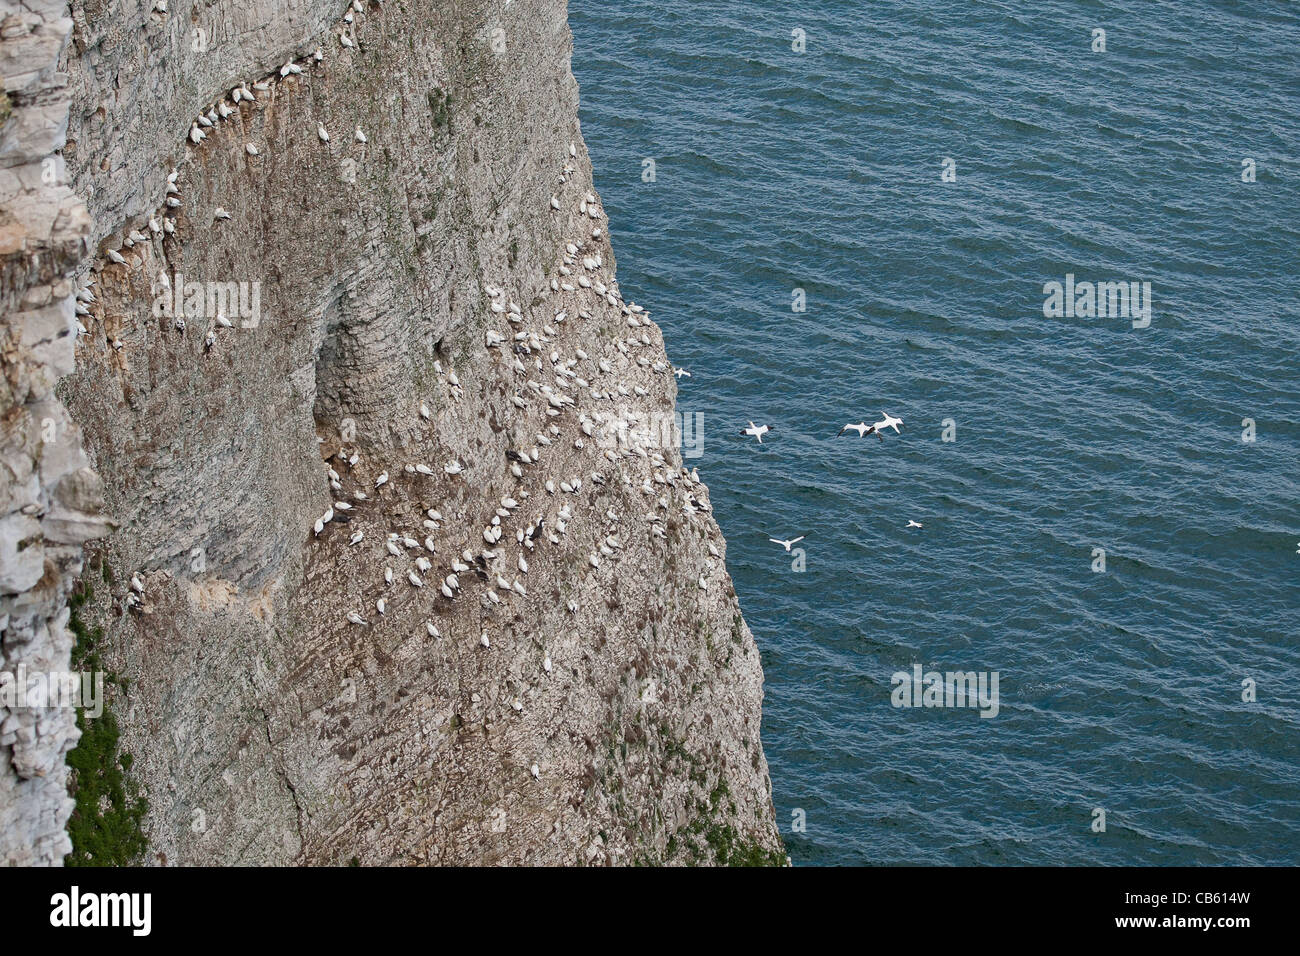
[1,0,782,865]
[0,0,113,866]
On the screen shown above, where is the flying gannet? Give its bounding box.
[873,412,904,434]
[837,422,880,440]
[768,536,805,552]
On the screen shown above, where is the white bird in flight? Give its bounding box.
[837,421,880,440]
[906,520,923,529]
[740,422,772,444]
[768,536,805,552]
[873,412,904,434]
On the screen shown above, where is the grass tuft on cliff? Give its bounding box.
[64,582,149,866]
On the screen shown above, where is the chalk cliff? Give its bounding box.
[0,0,783,865]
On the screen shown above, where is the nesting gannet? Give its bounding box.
[375,471,388,488]
[444,461,463,475]
[768,536,805,552]
[317,123,330,143]
[355,127,367,144]
[740,422,772,443]
[376,598,386,615]
[347,611,367,626]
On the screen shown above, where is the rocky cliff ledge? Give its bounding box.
[0,0,783,865]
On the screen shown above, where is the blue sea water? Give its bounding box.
[569,0,1300,865]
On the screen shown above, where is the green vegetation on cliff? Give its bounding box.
[64,582,148,866]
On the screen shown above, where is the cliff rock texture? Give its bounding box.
[1,0,783,865]
[0,0,110,866]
